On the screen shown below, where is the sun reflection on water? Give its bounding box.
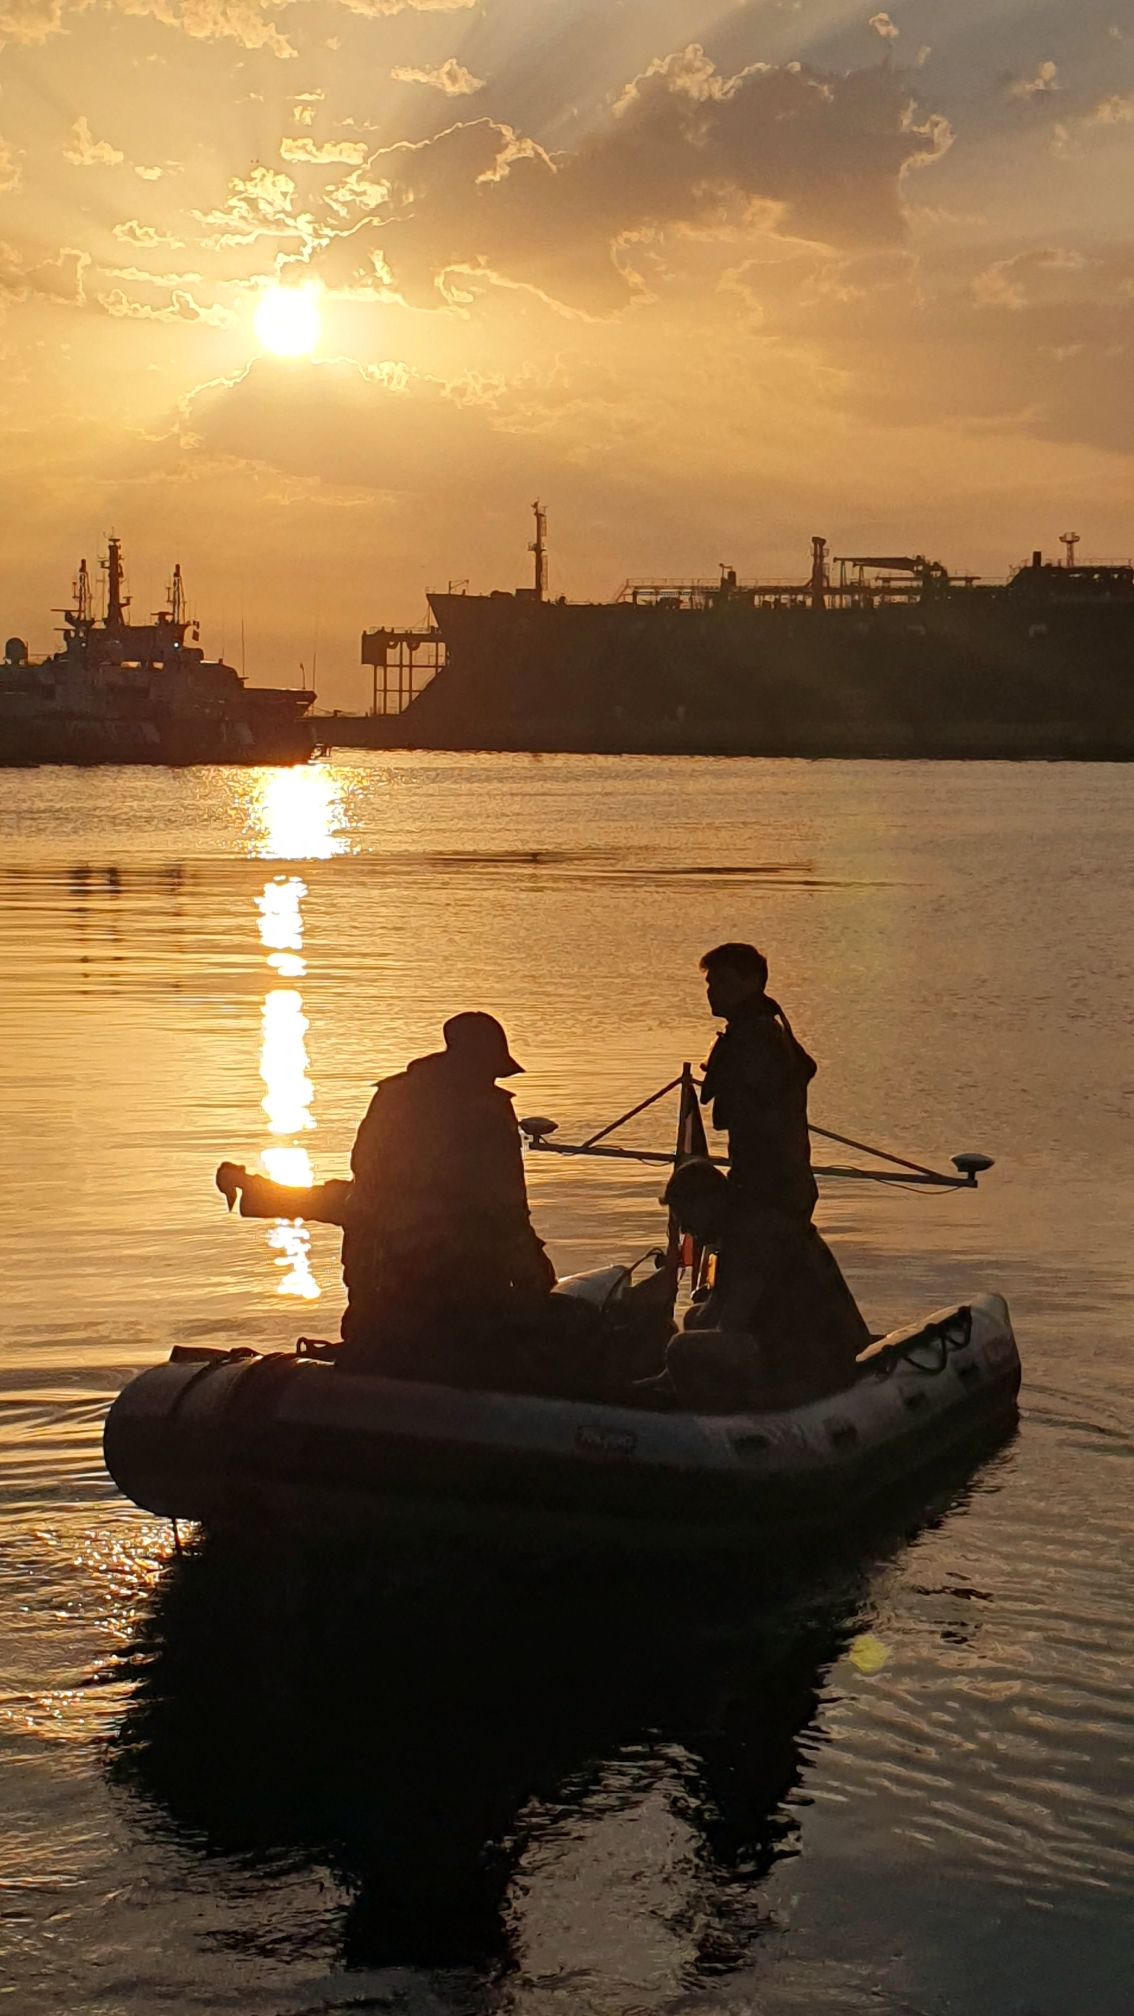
[259,980,314,1139]
[242,763,350,861]
[235,764,352,1300]
[251,842,330,1297]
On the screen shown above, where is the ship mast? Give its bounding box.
[168,563,185,626]
[529,500,547,602]
[104,537,129,628]
[810,535,828,611]
[73,559,92,626]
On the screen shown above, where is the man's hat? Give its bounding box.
[442,1011,524,1077]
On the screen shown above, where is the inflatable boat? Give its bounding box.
[104,1280,1020,1553]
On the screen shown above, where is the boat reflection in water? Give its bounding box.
[105,1440,1012,1981]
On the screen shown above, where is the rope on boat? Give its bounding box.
[522,1071,987,1191]
[806,1121,955,1184]
[577,1075,684,1150]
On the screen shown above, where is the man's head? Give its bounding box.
[663,1156,730,1243]
[442,1011,524,1080]
[700,941,768,1019]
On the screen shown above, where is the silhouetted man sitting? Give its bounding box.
[340,1011,555,1375]
[657,1158,869,1411]
[218,1013,556,1380]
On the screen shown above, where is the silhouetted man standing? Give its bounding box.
[699,941,818,1223]
[689,943,869,1404]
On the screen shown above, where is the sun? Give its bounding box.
[254,284,321,358]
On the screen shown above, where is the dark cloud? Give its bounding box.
[180,354,537,494]
[301,48,950,313]
[0,241,88,302]
[764,240,1134,455]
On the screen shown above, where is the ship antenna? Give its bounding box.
[75,559,91,626]
[529,499,547,602]
[1060,531,1080,569]
[169,563,185,627]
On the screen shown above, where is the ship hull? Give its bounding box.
[0,712,316,768]
[404,592,1134,759]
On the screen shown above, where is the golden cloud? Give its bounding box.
[0,0,64,45]
[1007,60,1058,100]
[115,218,186,248]
[101,283,231,323]
[1089,94,1134,125]
[113,0,296,58]
[64,117,125,167]
[391,58,485,96]
[335,0,474,14]
[280,136,370,164]
[0,136,21,193]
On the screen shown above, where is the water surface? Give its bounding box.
[0,755,1130,2015]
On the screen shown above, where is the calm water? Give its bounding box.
[0,755,1130,2015]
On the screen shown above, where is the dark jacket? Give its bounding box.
[342,1050,552,1342]
[700,993,818,1220]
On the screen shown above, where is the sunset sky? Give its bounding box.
[2,0,1132,706]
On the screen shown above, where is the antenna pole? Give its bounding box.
[1060,531,1080,569]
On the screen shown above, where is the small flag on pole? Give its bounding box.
[665,1063,709,1287]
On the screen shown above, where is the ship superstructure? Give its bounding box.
[2,538,316,767]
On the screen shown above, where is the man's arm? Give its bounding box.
[215,1165,354,1224]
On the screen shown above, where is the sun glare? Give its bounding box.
[254,284,321,358]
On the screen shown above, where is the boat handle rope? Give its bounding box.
[870,1306,975,1379]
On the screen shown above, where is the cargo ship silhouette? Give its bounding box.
[360,506,1134,759]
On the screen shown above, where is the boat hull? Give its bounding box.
[104,1294,1020,1554]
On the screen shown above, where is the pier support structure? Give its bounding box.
[359,627,445,715]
